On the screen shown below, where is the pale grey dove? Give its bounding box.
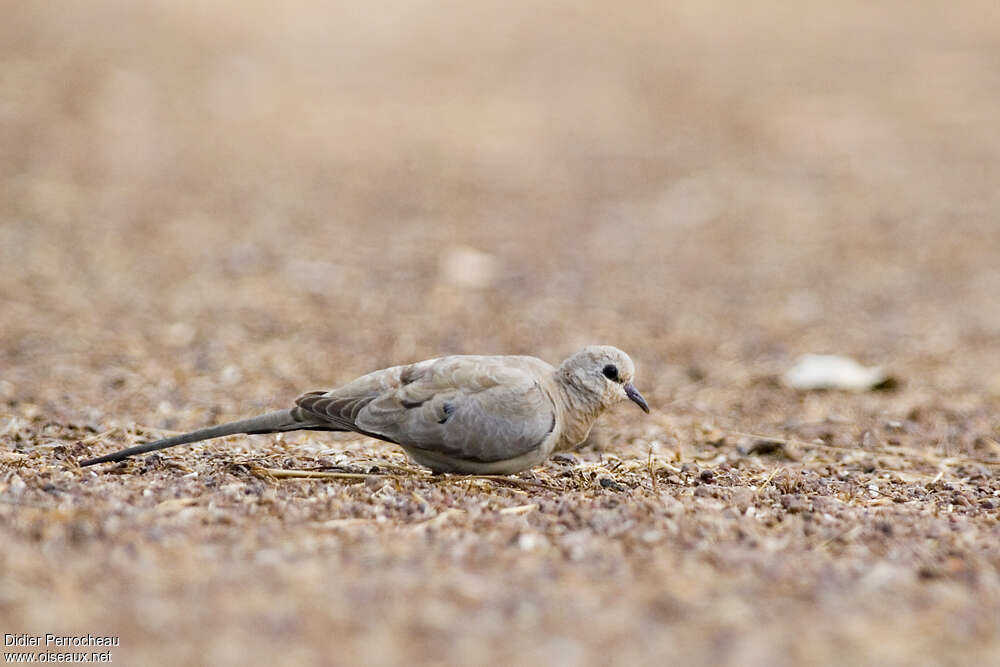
[79,345,649,474]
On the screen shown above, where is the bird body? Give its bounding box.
[80,345,649,474]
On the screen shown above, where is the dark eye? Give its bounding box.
[602,364,619,381]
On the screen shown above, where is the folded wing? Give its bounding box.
[295,357,556,463]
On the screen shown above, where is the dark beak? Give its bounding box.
[624,383,650,413]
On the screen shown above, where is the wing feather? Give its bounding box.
[294,357,556,463]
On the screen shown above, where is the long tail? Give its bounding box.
[79,408,331,467]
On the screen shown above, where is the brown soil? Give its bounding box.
[2,2,999,665]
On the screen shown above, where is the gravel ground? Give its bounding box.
[2,2,999,665]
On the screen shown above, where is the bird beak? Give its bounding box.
[624,383,650,413]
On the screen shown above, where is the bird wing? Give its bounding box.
[295,356,557,463]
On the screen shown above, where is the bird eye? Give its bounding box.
[602,364,619,381]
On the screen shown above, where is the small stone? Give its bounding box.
[780,493,810,514]
[598,476,625,492]
[747,440,787,457]
[782,354,890,392]
[732,487,755,513]
[7,474,27,497]
[439,246,498,289]
[517,532,548,552]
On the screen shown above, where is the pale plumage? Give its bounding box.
[80,345,649,474]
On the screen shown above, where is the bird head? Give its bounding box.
[560,345,650,413]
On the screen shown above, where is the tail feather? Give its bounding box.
[79,409,331,467]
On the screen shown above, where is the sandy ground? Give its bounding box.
[2,1,999,665]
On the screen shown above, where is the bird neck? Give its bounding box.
[554,367,604,448]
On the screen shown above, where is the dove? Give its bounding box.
[79,345,649,474]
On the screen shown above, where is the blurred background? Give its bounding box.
[2,1,999,664]
[4,0,999,415]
